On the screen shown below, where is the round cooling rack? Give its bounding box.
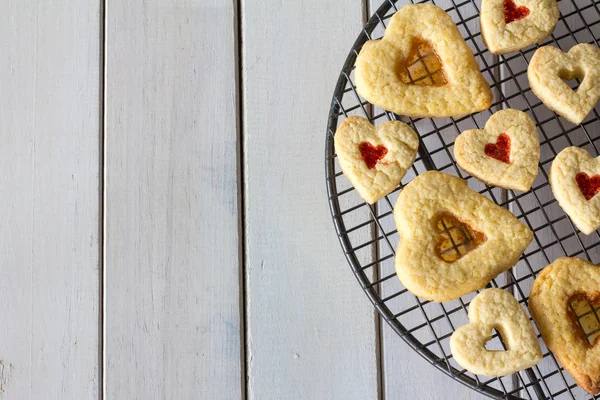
[325,0,600,399]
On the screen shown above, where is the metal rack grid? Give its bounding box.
[324,0,600,399]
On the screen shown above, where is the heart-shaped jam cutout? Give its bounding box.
[576,172,600,201]
[569,293,600,346]
[504,0,530,24]
[434,212,487,263]
[484,132,511,164]
[398,39,447,86]
[359,142,388,169]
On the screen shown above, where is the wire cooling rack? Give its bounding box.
[325,0,600,399]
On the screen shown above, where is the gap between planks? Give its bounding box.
[361,0,387,398]
[100,0,107,399]
[235,0,249,400]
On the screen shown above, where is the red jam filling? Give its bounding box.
[504,0,530,24]
[576,172,600,201]
[359,142,388,169]
[484,133,511,164]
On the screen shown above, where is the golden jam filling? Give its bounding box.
[433,212,487,263]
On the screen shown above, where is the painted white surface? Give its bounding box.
[104,1,242,399]
[0,1,101,399]
[242,1,379,399]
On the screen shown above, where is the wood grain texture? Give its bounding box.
[104,1,242,399]
[242,1,379,399]
[366,1,500,398]
[0,1,101,398]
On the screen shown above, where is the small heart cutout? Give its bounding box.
[335,116,418,204]
[484,132,511,164]
[550,147,600,235]
[433,212,487,263]
[454,109,540,192]
[576,172,600,201]
[450,288,542,377]
[356,4,492,117]
[358,142,388,169]
[530,257,600,395]
[481,0,558,54]
[503,0,530,23]
[394,171,533,302]
[529,44,600,125]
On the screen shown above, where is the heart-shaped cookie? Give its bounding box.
[454,109,540,192]
[355,4,493,118]
[394,171,533,302]
[450,288,542,376]
[334,116,419,204]
[549,146,600,235]
[530,257,600,395]
[528,44,600,125]
[480,0,559,54]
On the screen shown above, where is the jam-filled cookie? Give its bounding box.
[528,44,600,125]
[549,147,600,235]
[450,288,542,376]
[394,171,533,302]
[355,4,492,118]
[481,0,559,54]
[454,109,540,192]
[530,257,600,395]
[334,116,419,204]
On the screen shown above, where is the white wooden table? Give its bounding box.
[1,1,597,399]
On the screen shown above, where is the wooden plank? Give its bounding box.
[242,1,379,399]
[104,1,242,399]
[368,1,500,398]
[0,1,101,399]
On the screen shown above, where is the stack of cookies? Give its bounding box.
[334,2,600,393]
